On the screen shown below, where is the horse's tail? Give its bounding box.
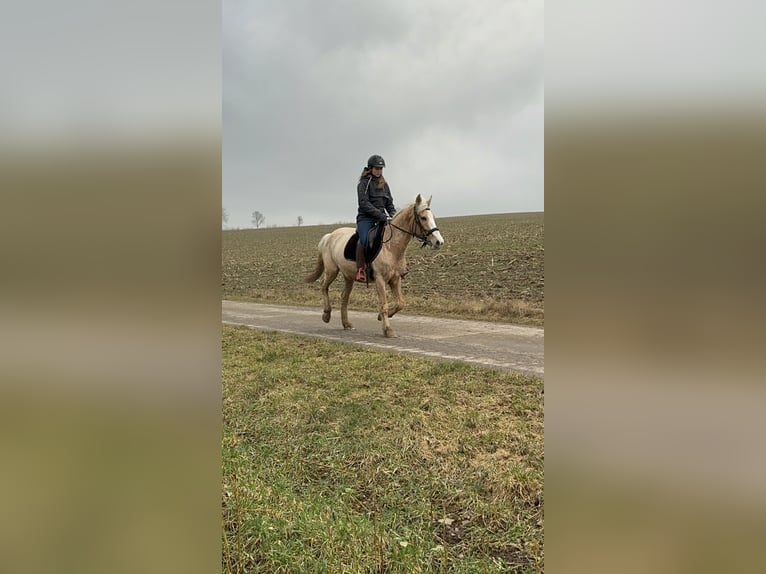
[304,233,329,283]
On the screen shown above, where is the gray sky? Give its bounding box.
[223,0,543,228]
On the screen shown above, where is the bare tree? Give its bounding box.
[252,211,265,228]
[222,207,229,226]
[297,215,303,226]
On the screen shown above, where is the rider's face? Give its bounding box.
[371,166,383,176]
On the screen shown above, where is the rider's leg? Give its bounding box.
[355,242,366,282]
[355,220,373,282]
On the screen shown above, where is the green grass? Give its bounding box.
[222,326,544,573]
[222,212,544,325]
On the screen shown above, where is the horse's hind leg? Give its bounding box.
[340,277,355,329]
[321,267,338,323]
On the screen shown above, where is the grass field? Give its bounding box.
[222,211,544,325]
[222,326,544,573]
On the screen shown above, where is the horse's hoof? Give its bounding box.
[377,313,382,321]
[343,323,354,330]
[384,328,397,338]
[322,311,331,323]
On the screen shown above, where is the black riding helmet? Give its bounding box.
[367,155,386,168]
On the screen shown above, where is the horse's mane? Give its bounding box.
[393,202,416,223]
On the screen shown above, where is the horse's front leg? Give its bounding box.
[374,277,396,337]
[386,276,405,318]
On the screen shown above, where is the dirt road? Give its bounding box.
[222,300,544,377]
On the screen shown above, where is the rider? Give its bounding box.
[356,154,397,282]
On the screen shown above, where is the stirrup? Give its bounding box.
[355,267,366,282]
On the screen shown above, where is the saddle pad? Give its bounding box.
[343,233,359,261]
[343,223,385,263]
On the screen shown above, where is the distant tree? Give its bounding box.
[222,207,229,226]
[297,215,303,226]
[252,211,265,228]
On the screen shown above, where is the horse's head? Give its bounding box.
[413,194,444,249]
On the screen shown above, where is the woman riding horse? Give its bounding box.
[306,194,444,338]
[355,154,397,282]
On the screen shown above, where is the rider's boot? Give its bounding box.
[355,243,366,282]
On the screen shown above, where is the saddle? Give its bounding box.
[343,223,386,280]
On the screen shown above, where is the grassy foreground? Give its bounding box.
[222,212,544,325]
[222,326,544,573]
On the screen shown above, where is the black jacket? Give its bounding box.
[356,176,396,222]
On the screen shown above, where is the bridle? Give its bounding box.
[388,204,440,247]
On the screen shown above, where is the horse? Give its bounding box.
[305,194,445,337]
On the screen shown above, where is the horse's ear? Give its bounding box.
[427,195,432,206]
[415,193,422,205]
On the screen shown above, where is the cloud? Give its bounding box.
[223,0,543,227]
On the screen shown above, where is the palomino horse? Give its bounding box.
[305,194,444,337]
